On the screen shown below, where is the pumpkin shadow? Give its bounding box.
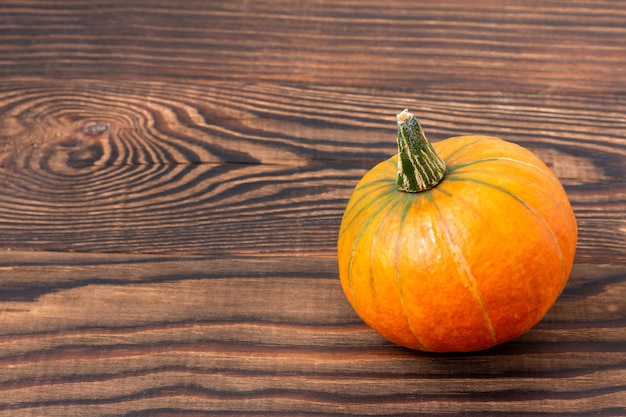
[378,330,581,374]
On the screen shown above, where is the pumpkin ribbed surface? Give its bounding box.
[337,132,577,353]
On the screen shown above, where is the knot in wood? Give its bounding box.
[83,122,110,136]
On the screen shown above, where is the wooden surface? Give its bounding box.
[1,1,625,415]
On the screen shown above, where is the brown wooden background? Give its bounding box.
[1,1,625,415]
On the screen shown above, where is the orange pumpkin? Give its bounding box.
[337,110,577,352]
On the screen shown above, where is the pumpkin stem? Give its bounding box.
[396,109,446,192]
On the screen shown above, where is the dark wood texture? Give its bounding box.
[1,1,625,415]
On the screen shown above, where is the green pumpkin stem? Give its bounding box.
[396,109,446,192]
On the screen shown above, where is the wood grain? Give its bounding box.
[0,252,625,416]
[1,81,625,173]
[2,0,626,93]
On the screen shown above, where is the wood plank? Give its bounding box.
[0,159,623,262]
[2,1,626,93]
[0,252,625,415]
[0,161,353,256]
[1,80,624,176]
